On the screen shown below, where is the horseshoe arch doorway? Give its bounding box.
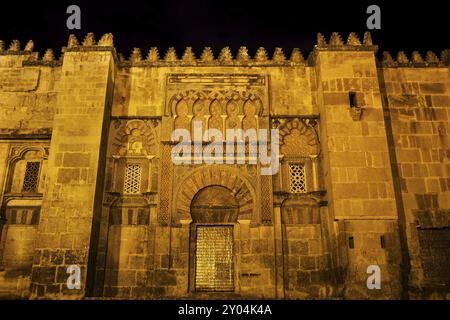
[189,185,239,293]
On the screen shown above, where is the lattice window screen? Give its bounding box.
[124,164,142,194]
[22,161,40,192]
[289,163,306,193]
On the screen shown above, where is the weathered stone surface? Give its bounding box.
[0,32,448,300]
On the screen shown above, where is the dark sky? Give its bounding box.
[1,0,448,59]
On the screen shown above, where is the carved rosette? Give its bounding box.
[278,118,320,157]
[110,119,158,156]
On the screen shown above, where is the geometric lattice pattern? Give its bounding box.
[289,163,306,193]
[22,161,40,192]
[124,164,142,194]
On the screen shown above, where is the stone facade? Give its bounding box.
[0,32,448,299]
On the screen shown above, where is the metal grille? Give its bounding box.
[124,164,141,194]
[418,228,450,285]
[289,163,306,193]
[195,226,234,292]
[22,161,40,192]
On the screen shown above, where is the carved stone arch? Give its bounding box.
[192,97,207,132]
[208,99,223,131]
[168,90,205,116]
[168,89,264,116]
[174,99,190,130]
[192,97,207,116]
[4,146,48,195]
[225,99,240,130]
[190,185,239,223]
[112,119,158,156]
[9,145,48,163]
[247,97,264,117]
[279,118,320,156]
[0,196,43,221]
[242,99,258,130]
[173,165,256,223]
[209,98,223,114]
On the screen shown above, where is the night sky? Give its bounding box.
[1,0,448,59]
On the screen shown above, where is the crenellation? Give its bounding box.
[8,40,21,52]
[82,32,96,46]
[67,34,79,49]
[315,32,377,52]
[181,47,196,64]
[346,32,362,46]
[43,49,55,62]
[120,45,308,67]
[362,31,373,46]
[396,51,410,65]
[24,40,34,52]
[199,47,214,63]
[237,46,250,63]
[441,49,450,64]
[426,51,440,64]
[329,32,344,46]
[130,47,142,63]
[411,51,425,65]
[164,47,178,62]
[146,47,160,62]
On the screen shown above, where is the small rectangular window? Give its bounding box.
[8,209,17,224]
[124,164,142,194]
[22,161,40,192]
[31,208,40,225]
[289,164,306,194]
[348,236,354,249]
[137,208,149,225]
[127,209,134,224]
[380,235,386,249]
[349,92,357,108]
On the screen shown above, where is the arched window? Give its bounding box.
[7,148,46,194]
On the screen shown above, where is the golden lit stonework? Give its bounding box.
[0,32,449,300]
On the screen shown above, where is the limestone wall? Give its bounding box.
[0,56,58,136]
[0,49,57,298]
[0,32,448,300]
[29,47,116,299]
[314,43,402,299]
[112,65,316,117]
[380,65,450,298]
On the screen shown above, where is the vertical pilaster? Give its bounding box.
[30,34,116,298]
[310,155,319,192]
[273,194,286,299]
[314,32,402,299]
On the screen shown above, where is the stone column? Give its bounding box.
[0,217,6,270]
[310,154,319,191]
[273,193,287,299]
[30,34,116,299]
